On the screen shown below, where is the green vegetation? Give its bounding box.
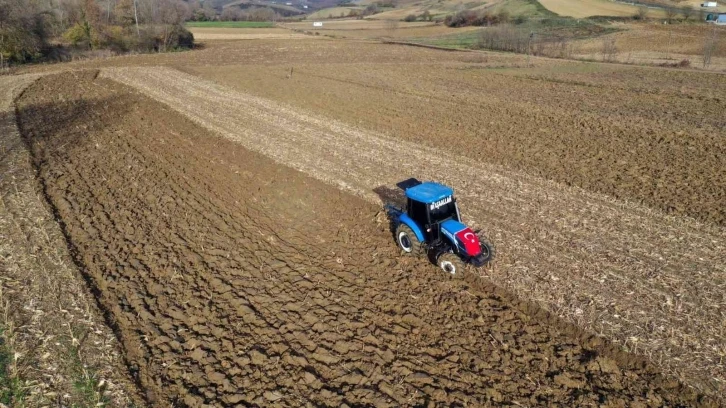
[414,17,618,54]
[0,326,26,406]
[65,327,109,407]
[185,21,275,28]
[412,30,483,48]
[489,0,557,19]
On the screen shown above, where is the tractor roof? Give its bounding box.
[405,182,454,204]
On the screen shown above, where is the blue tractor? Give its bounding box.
[386,181,493,277]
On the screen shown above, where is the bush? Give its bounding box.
[403,14,417,22]
[660,59,691,68]
[633,7,648,20]
[445,10,514,27]
[63,22,93,49]
[363,4,379,16]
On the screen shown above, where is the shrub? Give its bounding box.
[660,59,690,67]
[363,4,379,16]
[63,22,93,49]
[445,9,515,27]
[403,14,417,22]
[633,7,647,20]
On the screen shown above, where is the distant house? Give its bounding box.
[701,1,718,7]
[705,12,726,24]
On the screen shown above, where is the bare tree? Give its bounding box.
[635,6,647,20]
[602,37,617,62]
[681,5,694,21]
[132,0,139,36]
[702,25,719,68]
[156,0,189,51]
[664,7,677,24]
[384,19,398,37]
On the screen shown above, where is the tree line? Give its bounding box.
[0,0,196,66]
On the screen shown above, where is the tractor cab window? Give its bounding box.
[408,200,429,225]
[429,199,458,224]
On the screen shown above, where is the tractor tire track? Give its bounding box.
[102,66,726,396]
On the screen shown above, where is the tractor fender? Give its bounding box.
[398,214,425,242]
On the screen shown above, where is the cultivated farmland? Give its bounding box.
[4,31,725,407]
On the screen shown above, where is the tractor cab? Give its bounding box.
[405,182,460,242]
[388,181,492,274]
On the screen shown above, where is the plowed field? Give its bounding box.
[95,65,726,397]
[16,71,715,406]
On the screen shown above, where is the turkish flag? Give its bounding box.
[455,227,481,256]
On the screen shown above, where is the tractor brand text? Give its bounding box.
[430,196,452,210]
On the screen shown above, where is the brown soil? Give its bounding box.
[99,65,725,396]
[15,71,716,406]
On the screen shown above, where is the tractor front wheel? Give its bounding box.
[396,224,422,255]
[438,252,465,279]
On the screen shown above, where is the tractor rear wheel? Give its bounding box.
[396,224,422,255]
[438,252,465,279]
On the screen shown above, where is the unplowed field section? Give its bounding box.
[102,66,725,396]
[17,72,710,406]
[188,62,726,226]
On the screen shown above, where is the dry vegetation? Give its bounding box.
[574,22,726,69]
[0,75,143,406]
[538,0,666,18]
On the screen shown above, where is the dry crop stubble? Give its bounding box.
[188,60,725,225]
[102,66,726,398]
[0,74,143,406]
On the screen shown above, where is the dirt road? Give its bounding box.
[15,71,716,406]
[101,66,726,396]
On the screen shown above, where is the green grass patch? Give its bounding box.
[64,327,110,408]
[411,30,484,49]
[185,21,275,28]
[490,0,557,18]
[0,326,26,406]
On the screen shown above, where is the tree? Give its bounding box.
[634,6,647,20]
[221,7,243,21]
[156,0,191,51]
[681,5,694,21]
[664,7,677,23]
[602,37,617,62]
[384,18,398,36]
[83,0,102,27]
[702,24,718,68]
[0,0,51,63]
[115,0,135,26]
